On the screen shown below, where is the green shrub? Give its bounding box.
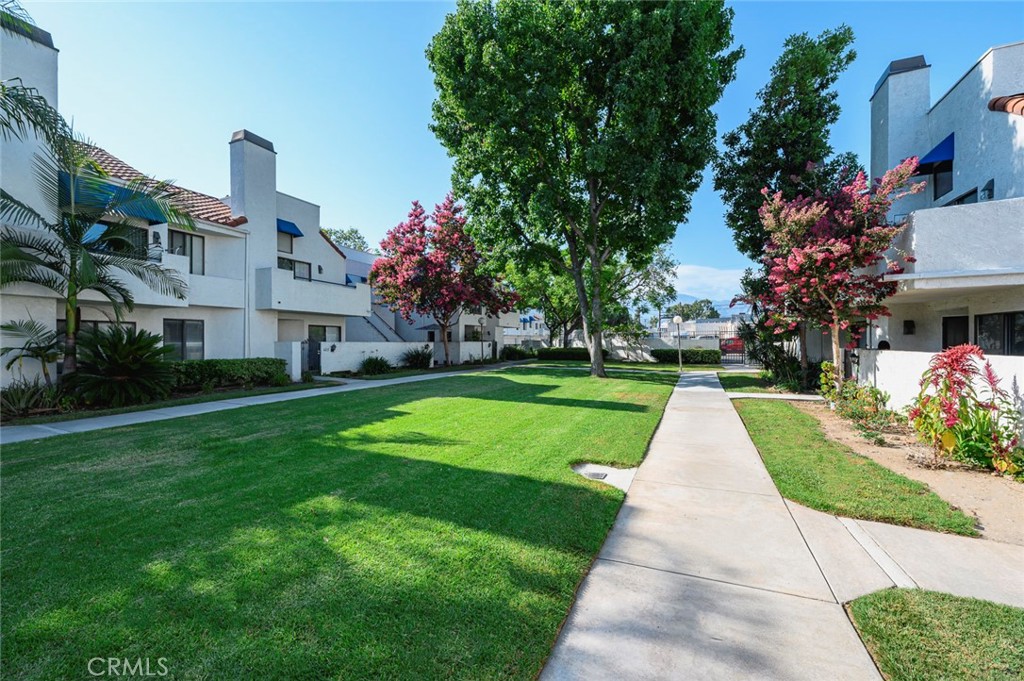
[69,327,175,407]
[820,361,899,436]
[536,347,607,361]
[650,348,722,365]
[359,355,393,376]
[271,372,292,387]
[401,345,433,369]
[168,358,287,391]
[300,370,314,384]
[499,345,535,361]
[0,377,66,418]
[908,345,1023,475]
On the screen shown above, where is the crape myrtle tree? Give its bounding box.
[714,25,858,380]
[370,195,518,366]
[428,0,741,377]
[758,158,924,394]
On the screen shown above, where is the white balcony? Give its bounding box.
[189,273,244,309]
[255,267,371,317]
[884,197,1024,300]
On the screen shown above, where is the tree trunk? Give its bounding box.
[440,323,452,366]
[830,320,843,399]
[588,255,606,378]
[798,323,809,387]
[62,300,79,377]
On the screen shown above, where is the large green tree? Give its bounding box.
[714,25,857,259]
[714,25,857,382]
[668,298,721,322]
[428,0,740,376]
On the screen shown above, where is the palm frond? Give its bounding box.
[0,187,52,230]
[103,176,196,232]
[93,252,188,299]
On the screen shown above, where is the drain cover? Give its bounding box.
[586,471,608,480]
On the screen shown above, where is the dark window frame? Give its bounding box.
[56,319,136,341]
[308,325,341,342]
[277,232,293,254]
[277,257,312,281]
[162,319,205,361]
[932,160,953,200]
[168,229,205,275]
[975,311,1024,357]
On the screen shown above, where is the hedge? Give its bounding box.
[536,347,608,361]
[168,358,288,390]
[499,345,536,361]
[650,348,722,365]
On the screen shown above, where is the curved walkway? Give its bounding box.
[542,371,1023,681]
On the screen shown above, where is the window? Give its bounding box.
[278,257,312,281]
[308,325,341,342]
[56,320,136,340]
[427,331,435,342]
[85,223,149,259]
[975,312,1024,356]
[932,161,953,200]
[277,232,293,253]
[163,319,204,360]
[168,230,205,275]
[946,189,977,207]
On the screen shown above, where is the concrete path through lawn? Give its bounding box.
[542,371,1024,681]
[0,362,533,445]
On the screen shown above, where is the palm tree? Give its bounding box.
[0,317,60,386]
[1,133,195,375]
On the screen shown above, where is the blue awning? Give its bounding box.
[59,172,168,224]
[915,133,954,175]
[276,219,303,237]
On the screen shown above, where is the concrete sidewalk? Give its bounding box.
[0,362,529,445]
[542,371,1024,681]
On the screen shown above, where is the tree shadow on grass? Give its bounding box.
[1,370,676,679]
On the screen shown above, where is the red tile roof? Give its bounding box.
[82,144,247,227]
[988,93,1024,116]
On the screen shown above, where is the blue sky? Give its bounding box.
[23,1,1024,301]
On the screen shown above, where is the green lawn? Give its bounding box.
[849,589,1024,681]
[733,399,976,535]
[717,372,773,392]
[0,368,675,680]
[4,382,329,425]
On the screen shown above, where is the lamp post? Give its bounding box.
[477,316,486,362]
[672,315,683,371]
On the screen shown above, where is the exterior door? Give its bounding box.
[942,316,969,349]
[306,337,321,374]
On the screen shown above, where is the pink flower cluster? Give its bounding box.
[755,157,924,347]
[370,194,519,349]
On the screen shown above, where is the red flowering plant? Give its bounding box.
[909,344,1023,475]
[757,158,925,394]
[370,195,519,366]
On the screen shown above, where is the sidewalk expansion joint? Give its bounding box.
[596,557,838,605]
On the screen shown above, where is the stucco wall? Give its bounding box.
[856,348,1024,412]
[874,43,1024,219]
[320,341,427,374]
[878,287,1024,353]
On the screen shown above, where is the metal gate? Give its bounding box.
[719,335,755,365]
[306,338,321,374]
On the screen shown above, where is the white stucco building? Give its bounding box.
[338,246,523,368]
[1,21,373,383]
[853,43,1024,408]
